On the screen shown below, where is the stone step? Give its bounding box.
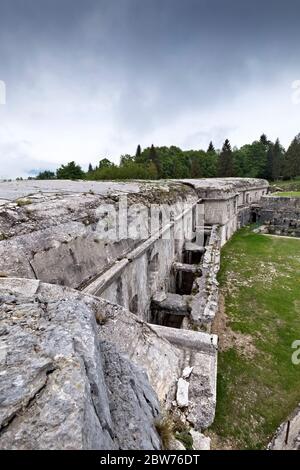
[172,261,202,275]
[184,241,205,253]
[151,292,190,316]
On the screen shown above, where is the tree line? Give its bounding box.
[36,133,300,181]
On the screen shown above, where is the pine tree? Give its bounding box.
[266,139,283,181]
[266,145,274,180]
[148,144,161,177]
[272,139,283,180]
[218,139,234,177]
[260,134,269,147]
[282,134,300,179]
[88,163,93,173]
[207,141,215,153]
[135,145,142,159]
[149,144,157,161]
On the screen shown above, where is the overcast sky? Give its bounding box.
[1,0,300,177]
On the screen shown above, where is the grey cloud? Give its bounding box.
[1,1,300,176]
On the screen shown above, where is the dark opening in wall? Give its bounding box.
[204,231,211,246]
[176,271,195,295]
[251,211,258,223]
[184,251,202,264]
[149,310,184,329]
[129,294,138,315]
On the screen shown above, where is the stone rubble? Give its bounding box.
[176,378,189,408]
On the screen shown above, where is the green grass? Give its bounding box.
[175,431,193,450]
[271,178,300,192]
[210,227,300,449]
[273,191,300,197]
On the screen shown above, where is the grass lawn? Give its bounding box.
[209,227,300,449]
[273,191,300,197]
[271,178,300,192]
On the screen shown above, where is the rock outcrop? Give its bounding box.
[0,278,160,450]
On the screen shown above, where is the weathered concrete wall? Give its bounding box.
[150,325,218,429]
[0,182,198,288]
[84,203,196,320]
[0,178,269,450]
[238,206,252,228]
[0,179,268,291]
[257,195,300,237]
[268,405,300,450]
[182,178,268,246]
[100,302,218,429]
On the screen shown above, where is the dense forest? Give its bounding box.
[36,133,300,181]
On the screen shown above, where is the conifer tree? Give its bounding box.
[282,134,300,179]
[218,139,234,177]
[148,144,161,177]
[207,141,215,153]
[260,134,269,147]
[135,144,142,159]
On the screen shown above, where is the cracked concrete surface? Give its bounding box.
[0,280,161,450]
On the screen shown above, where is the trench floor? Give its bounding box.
[209,226,300,449]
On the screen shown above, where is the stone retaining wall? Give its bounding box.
[257,196,300,237]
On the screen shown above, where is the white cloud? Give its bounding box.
[1,61,300,178]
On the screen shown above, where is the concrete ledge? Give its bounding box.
[151,293,189,316]
[184,242,205,253]
[172,262,202,275]
[148,324,218,353]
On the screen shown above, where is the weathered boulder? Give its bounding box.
[169,437,186,450]
[190,430,211,450]
[0,278,161,450]
[97,302,183,404]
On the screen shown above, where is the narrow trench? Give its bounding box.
[149,228,211,329]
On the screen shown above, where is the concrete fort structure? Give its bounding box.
[255,194,300,238]
[0,177,268,450]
